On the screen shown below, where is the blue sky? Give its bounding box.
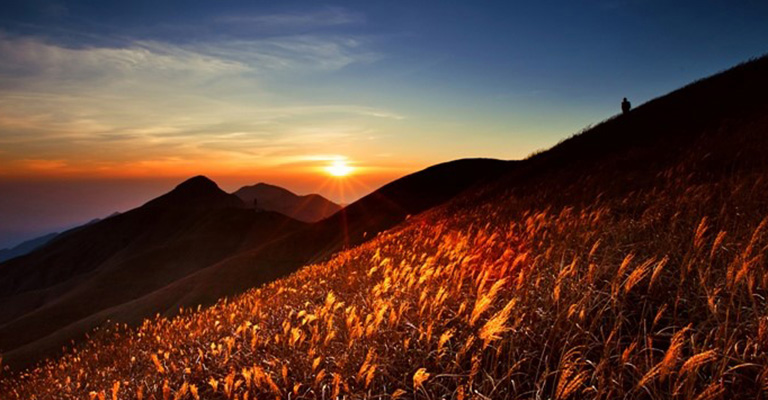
[0,0,767,248]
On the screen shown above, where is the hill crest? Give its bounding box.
[233,182,341,222]
[142,175,244,209]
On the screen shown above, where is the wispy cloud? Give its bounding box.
[216,7,364,30]
[0,27,400,178]
[195,35,379,73]
[0,34,248,92]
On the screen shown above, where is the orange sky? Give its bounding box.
[0,156,420,203]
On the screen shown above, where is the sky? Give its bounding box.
[0,0,767,248]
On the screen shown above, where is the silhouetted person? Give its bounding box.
[621,97,631,114]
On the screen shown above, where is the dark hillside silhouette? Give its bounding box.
[437,56,768,228]
[312,158,514,254]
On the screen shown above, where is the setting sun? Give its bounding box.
[325,160,354,177]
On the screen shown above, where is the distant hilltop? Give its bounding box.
[234,182,341,222]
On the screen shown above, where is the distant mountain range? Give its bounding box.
[0,233,59,263]
[234,183,340,222]
[0,212,122,263]
[0,166,510,368]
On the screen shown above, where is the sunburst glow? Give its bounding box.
[325,160,354,177]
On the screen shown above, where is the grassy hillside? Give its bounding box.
[2,56,768,398]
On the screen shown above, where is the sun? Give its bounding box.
[325,160,354,177]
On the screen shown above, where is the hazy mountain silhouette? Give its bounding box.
[0,233,59,263]
[233,183,341,222]
[0,213,122,264]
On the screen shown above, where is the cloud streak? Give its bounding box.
[195,35,379,73]
[216,7,365,30]
[0,34,248,89]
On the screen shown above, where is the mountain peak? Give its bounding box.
[173,175,220,194]
[143,176,243,209]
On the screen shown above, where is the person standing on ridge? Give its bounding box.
[621,97,631,114]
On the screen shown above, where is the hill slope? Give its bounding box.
[0,162,510,369]
[3,56,768,398]
[233,183,341,222]
[0,177,307,367]
[136,158,514,318]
